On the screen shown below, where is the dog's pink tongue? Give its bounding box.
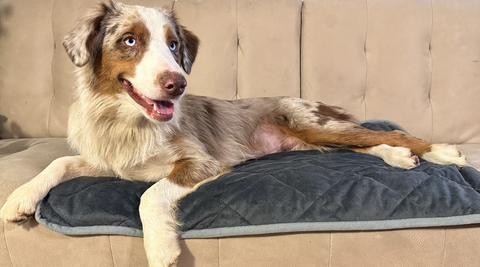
[144,98,174,115]
[154,101,174,115]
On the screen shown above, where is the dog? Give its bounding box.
[0,1,467,266]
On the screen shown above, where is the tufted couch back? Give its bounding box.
[1,0,479,144]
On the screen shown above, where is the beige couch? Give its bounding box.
[2,0,480,266]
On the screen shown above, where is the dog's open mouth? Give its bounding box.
[120,78,174,121]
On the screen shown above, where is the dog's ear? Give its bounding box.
[63,1,118,67]
[177,25,199,75]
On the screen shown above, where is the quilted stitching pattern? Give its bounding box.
[176,151,480,231]
[36,121,480,236]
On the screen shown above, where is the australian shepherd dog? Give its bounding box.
[1,1,466,266]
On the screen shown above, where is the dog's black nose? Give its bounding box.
[159,71,187,96]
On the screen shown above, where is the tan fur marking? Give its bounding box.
[167,159,197,187]
[167,158,216,187]
[164,26,176,41]
[163,25,180,63]
[94,21,151,95]
[290,126,432,156]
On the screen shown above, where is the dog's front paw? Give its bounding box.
[1,184,39,223]
[144,235,181,267]
[159,245,181,267]
[422,144,467,167]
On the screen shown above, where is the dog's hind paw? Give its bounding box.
[369,144,420,169]
[422,144,467,167]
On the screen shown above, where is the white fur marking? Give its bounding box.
[128,8,183,101]
[422,144,467,166]
[0,156,100,222]
[368,144,419,169]
[139,179,192,267]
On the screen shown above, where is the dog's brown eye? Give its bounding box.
[124,36,137,47]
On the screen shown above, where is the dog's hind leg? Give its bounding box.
[356,143,466,168]
[268,97,466,168]
[0,155,104,222]
[351,144,421,169]
[291,122,466,168]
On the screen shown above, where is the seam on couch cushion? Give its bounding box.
[47,0,57,137]
[299,1,303,99]
[328,232,332,267]
[440,227,447,267]
[363,0,369,122]
[217,238,220,267]
[235,0,239,99]
[108,235,116,267]
[428,0,434,144]
[2,223,13,267]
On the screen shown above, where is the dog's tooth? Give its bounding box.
[152,103,161,113]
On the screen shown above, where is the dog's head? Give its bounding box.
[63,1,199,122]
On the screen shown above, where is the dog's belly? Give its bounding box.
[253,121,299,154]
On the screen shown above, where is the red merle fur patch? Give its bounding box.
[94,21,151,95]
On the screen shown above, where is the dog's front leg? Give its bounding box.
[1,155,102,222]
[139,178,193,267]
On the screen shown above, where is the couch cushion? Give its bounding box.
[301,0,480,144]
[0,0,55,139]
[0,138,73,203]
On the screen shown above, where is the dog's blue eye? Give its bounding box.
[169,41,177,51]
[124,37,136,47]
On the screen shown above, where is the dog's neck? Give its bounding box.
[66,65,183,175]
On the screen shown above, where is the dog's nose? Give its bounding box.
[159,71,187,96]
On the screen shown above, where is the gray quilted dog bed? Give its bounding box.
[35,120,480,238]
